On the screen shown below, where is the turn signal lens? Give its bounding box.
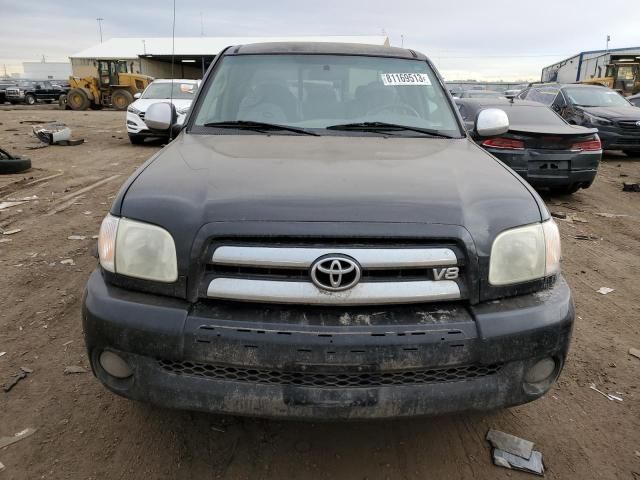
[481,137,525,150]
[571,138,602,151]
[98,214,120,273]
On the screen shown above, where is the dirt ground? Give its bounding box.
[0,106,638,480]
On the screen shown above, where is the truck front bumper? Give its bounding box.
[83,271,574,420]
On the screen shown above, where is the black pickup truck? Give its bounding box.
[83,42,573,420]
[5,80,68,105]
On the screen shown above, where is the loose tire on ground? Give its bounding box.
[67,88,90,110]
[24,94,36,105]
[111,89,134,110]
[0,148,31,174]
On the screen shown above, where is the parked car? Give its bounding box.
[456,98,601,194]
[5,80,68,105]
[518,83,640,156]
[84,42,572,420]
[0,80,18,104]
[126,79,200,144]
[628,93,640,108]
[458,89,504,99]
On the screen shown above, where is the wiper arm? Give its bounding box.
[326,122,455,138]
[203,120,319,136]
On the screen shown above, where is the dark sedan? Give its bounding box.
[518,84,640,156]
[456,98,601,194]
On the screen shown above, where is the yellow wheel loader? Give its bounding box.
[66,60,153,111]
[581,57,640,96]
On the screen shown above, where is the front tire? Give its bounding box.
[111,89,134,110]
[128,134,145,145]
[67,89,90,110]
[24,94,36,105]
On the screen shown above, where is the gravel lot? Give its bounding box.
[0,106,639,480]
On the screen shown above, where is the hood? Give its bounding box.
[130,98,193,112]
[117,134,543,256]
[510,123,597,136]
[579,105,640,120]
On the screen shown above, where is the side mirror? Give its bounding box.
[134,92,141,99]
[475,108,509,137]
[145,102,175,131]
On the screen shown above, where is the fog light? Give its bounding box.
[99,351,133,379]
[524,357,556,384]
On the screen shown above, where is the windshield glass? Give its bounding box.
[193,54,461,135]
[142,82,198,100]
[563,87,630,107]
[463,90,503,98]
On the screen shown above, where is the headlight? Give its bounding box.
[98,214,178,282]
[583,112,611,126]
[489,220,560,286]
[127,105,141,115]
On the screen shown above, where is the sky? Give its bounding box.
[0,0,638,81]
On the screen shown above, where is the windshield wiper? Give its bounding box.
[325,122,455,138]
[203,120,319,136]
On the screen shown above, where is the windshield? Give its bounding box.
[142,82,198,100]
[463,90,503,98]
[563,87,630,107]
[193,54,462,136]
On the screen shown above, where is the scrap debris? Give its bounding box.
[622,182,640,192]
[486,429,544,476]
[0,428,36,449]
[30,123,84,147]
[63,366,87,375]
[60,259,75,266]
[597,287,614,295]
[589,383,623,402]
[595,212,629,218]
[3,367,32,393]
[571,234,599,241]
[629,347,640,360]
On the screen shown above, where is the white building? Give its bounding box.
[541,46,640,83]
[22,61,72,80]
[70,35,390,80]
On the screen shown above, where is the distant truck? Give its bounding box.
[66,59,153,111]
[581,56,640,96]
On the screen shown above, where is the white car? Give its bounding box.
[126,79,200,144]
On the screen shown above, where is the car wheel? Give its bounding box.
[128,134,145,145]
[24,94,36,105]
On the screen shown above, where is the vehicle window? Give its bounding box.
[630,97,640,107]
[498,105,567,125]
[563,87,630,107]
[194,54,462,135]
[617,65,635,80]
[524,87,559,105]
[141,82,198,100]
[463,90,503,98]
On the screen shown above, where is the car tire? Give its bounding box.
[128,134,145,145]
[67,89,90,110]
[0,149,31,174]
[550,183,581,195]
[24,94,36,105]
[111,90,134,111]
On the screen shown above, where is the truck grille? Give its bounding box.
[158,359,502,388]
[204,243,463,305]
[617,120,640,131]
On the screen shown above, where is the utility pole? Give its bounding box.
[606,34,610,52]
[200,10,204,36]
[401,35,404,48]
[96,18,104,43]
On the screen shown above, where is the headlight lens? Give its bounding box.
[98,214,178,282]
[584,112,611,126]
[127,105,141,115]
[489,220,560,286]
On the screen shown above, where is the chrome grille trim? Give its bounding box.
[206,278,461,305]
[211,246,457,269]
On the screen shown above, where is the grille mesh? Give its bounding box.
[158,359,502,388]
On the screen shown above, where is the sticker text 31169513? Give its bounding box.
[381,73,431,86]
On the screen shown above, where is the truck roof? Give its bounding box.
[225,42,428,61]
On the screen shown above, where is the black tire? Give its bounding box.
[58,94,68,109]
[128,134,145,145]
[550,183,581,195]
[67,88,90,110]
[111,89,134,110]
[24,94,36,105]
[0,149,31,174]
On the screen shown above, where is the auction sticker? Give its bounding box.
[381,73,431,86]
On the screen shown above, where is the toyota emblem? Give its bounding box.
[310,255,361,292]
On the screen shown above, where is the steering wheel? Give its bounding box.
[366,103,421,117]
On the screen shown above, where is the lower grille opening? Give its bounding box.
[158,359,503,388]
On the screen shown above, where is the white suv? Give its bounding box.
[126,79,200,144]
